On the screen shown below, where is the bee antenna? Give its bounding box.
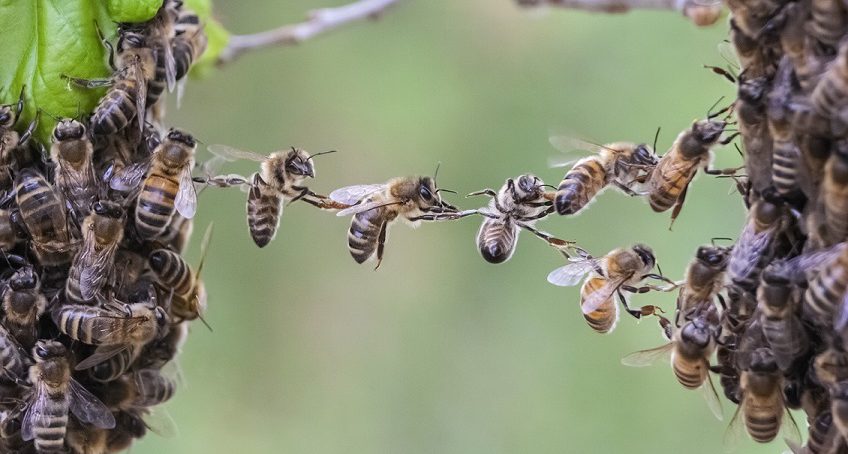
[706,96,727,119]
[710,237,733,246]
[436,188,457,195]
[433,162,441,182]
[540,184,558,191]
[652,126,661,152]
[37,108,61,122]
[197,313,213,332]
[306,150,338,161]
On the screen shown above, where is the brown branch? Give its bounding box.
[218,0,401,65]
[515,0,723,26]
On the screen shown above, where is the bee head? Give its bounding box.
[630,144,658,166]
[53,119,86,142]
[284,147,315,178]
[631,243,655,269]
[679,317,712,349]
[692,119,726,144]
[92,200,124,220]
[513,174,543,200]
[32,340,66,362]
[748,347,778,373]
[416,176,439,206]
[0,105,14,128]
[161,129,196,166]
[695,245,730,268]
[9,266,38,291]
[166,129,196,148]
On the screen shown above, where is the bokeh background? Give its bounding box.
[137,1,771,453]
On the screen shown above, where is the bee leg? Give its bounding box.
[703,166,743,176]
[467,189,507,212]
[616,290,646,320]
[517,222,573,251]
[61,75,115,89]
[408,210,479,222]
[668,182,689,230]
[17,112,39,147]
[374,221,388,271]
[93,21,117,71]
[14,85,24,119]
[658,315,673,340]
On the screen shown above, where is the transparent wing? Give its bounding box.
[702,373,724,421]
[20,383,49,441]
[175,166,198,219]
[79,240,119,301]
[140,407,178,438]
[110,160,150,192]
[772,243,848,283]
[68,378,115,429]
[717,40,741,71]
[581,276,627,315]
[546,259,597,287]
[75,344,130,370]
[329,184,387,206]
[548,136,607,154]
[162,41,177,92]
[723,404,745,452]
[132,63,147,135]
[728,223,777,280]
[207,144,267,163]
[837,290,848,331]
[620,342,672,367]
[780,407,802,449]
[56,163,96,215]
[336,199,401,217]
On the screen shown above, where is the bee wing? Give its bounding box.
[717,40,741,71]
[728,223,776,279]
[773,243,848,283]
[56,163,96,214]
[207,144,267,163]
[701,373,724,421]
[546,260,596,287]
[175,165,198,219]
[548,136,606,154]
[110,160,150,192]
[79,241,120,301]
[75,343,130,370]
[329,184,387,206]
[133,63,147,134]
[162,40,177,92]
[620,342,672,367]
[837,290,848,331]
[20,382,49,441]
[581,276,627,315]
[336,199,404,217]
[780,406,802,449]
[723,403,745,452]
[68,378,115,429]
[139,407,178,438]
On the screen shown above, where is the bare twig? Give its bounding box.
[515,0,723,26]
[218,0,401,65]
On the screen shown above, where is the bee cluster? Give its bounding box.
[0,0,212,452]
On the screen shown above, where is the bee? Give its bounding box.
[757,264,808,372]
[137,321,188,371]
[832,382,848,445]
[149,223,213,326]
[735,74,775,194]
[132,368,176,408]
[728,19,778,79]
[808,0,847,52]
[110,129,197,240]
[330,173,460,268]
[88,347,139,384]
[51,291,168,370]
[66,417,108,454]
[65,201,125,304]
[0,89,38,187]
[811,41,848,133]
[767,59,803,199]
[821,142,848,243]
[778,2,824,93]
[14,167,77,266]
[159,214,193,254]
[801,243,848,327]
[207,144,340,248]
[173,5,208,105]
[144,0,181,108]
[2,266,47,349]
[647,117,733,226]
[725,0,786,39]
[106,411,147,453]
[548,137,658,216]
[726,194,786,291]
[729,346,800,444]
[0,202,22,252]
[622,305,724,420]
[676,244,731,324]
[547,244,673,334]
[50,119,98,221]
[713,341,742,405]
[467,174,564,264]
[0,324,27,385]
[20,340,115,452]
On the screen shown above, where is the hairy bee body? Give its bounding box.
[51,119,98,221]
[739,348,785,443]
[133,369,175,407]
[3,266,46,349]
[173,8,207,81]
[90,63,145,136]
[727,197,784,290]
[676,245,730,321]
[803,246,848,324]
[757,268,808,371]
[15,168,75,266]
[671,315,717,389]
[247,173,283,248]
[149,248,204,321]
[52,303,163,348]
[811,42,848,124]
[66,202,125,304]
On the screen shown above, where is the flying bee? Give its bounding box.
[330,173,460,268]
[110,128,197,240]
[65,201,125,304]
[466,174,569,264]
[2,265,47,349]
[20,340,115,453]
[149,223,213,326]
[757,264,808,372]
[647,116,736,226]
[206,144,340,248]
[546,244,675,334]
[728,347,801,445]
[15,167,77,266]
[548,137,658,216]
[622,305,724,420]
[51,290,168,370]
[50,118,98,221]
[676,244,731,324]
[726,194,786,291]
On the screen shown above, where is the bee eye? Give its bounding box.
[419,186,432,200]
[155,307,168,326]
[0,113,10,124]
[122,305,133,317]
[35,346,48,358]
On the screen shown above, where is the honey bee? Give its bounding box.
[51,291,168,370]
[728,19,778,79]
[65,201,125,304]
[20,340,115,452]
[729,346,801,444]
[110,129,197,240]
[467,174,564,264]
[726,194,786,291]
[646,117,734,226]
[622,304,724,420]
[207,144,340,248]
[831,382,848,444]
[735,74,775,194]
[811,41,848,133]
[725,0,787,39]
[676,244,731,324]
[0,202,22,252]
[330,174,460,268]
[66,417,108,454]
[822,143,848,243]
[158,214,193,254]
[173,5,208,104]
[757,264,808,372]
[106,411,147,453]
[2,266,47,349]
[137,321,188,371]
[149,223,212,326]
[801,243,848,328]
[0,324,27,385]
[131,368,176,408]
[778,2,824,93]
[546,244,674,334]
[767,59,803,199]
[88,347,139,384]
[50,119,98,221]
[548,137,658,216]
[14,167,77,266]
[144,0,180,107]
[808,0,847,52]
[0,88,37,186]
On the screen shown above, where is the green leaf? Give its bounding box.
[0,0,225,145]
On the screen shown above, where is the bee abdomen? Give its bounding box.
[476,218,517,264]
[744,409,781,442]
[90,347,137,383]
[672,361,706,389]
[348,210,382,264]
[91,82,138,136]
[771,140,800,196]
[809,0,846,47]
[805,265,848,321]
[648,171,688,212]
[580,278,617,334]
[246,176,281,248]
[53,306,101,344]
[33,395,69,451]
[149,249,193,295]
[136,174,179,239]
[146,47,168,105]
[555,162,606,215]
[0,327,25,379]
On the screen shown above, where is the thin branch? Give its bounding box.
[515,0,723,26]
[218,0,401,65]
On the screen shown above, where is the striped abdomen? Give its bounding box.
[3,292,42,348]
[0,208,17,250]
[146,45,168,106]
[580,277,617,334]
[347,202,387,264]
[743,394,782,442]
[823,162,848,243]
[772,139,800,196]
[90,77,140,136]
[134,370,176,407]
[671,353,708,389]
[812,58,848,119]
[149,249,193,295]
[807,411,834,454]
[90,346,138,383]
[804,252,848,323]
[136,173,179,239]
[53,306,111,345]
[0,326,25,381]
[173,11,206,80]
[65,259,89,305]
[476,217,518,264]
[555,157,608,215]
[32,390,70,452]
[809,0,847,48]
[247,174,282,248]
[15,169,68,247]
[648,156,697,212]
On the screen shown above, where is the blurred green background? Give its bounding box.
[137,1,771,453]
